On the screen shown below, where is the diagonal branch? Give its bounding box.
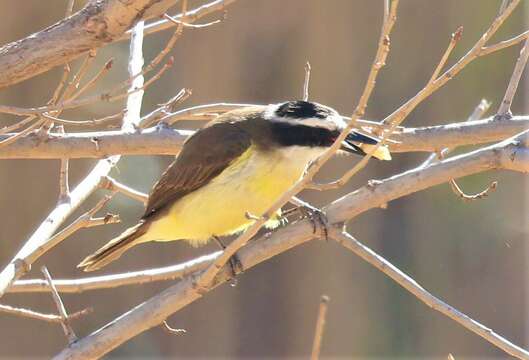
[330,229,529,360]
[42,266,78,343]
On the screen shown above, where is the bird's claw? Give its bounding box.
[298,205,329,241]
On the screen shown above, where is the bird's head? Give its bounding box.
[259,100,391,160]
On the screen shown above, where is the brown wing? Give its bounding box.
[143,121,251,218]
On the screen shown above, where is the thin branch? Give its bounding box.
[138,0,238,38]
[0,304,90,323]
[10,251,222,293]
[497,39,529,117]
[42,266,77,343]
[448,179,498,201]
[140,88,192,127]
[165,103,254,124]
[303,61,311,101]
[0,117,45,149]
[42,112,123,127]
[49,65,71,106]
[162,320,187,335]
[61,50,97,101]
[429,26,463,84]
[480,30,529,56]
[311,295,330,360]
[100,176,148,205]
[330,229,529,360]
[71,58,114,100]
[57,125,70,202]
[0,115,37,135]
[162,16,221,29]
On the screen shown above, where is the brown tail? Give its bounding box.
[77,222,148,272]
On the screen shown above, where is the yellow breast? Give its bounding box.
[141,145,323,246]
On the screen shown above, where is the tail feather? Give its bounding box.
[78,222,147,272]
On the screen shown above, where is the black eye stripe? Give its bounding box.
[275,100,333,119]
[269,121,338,147]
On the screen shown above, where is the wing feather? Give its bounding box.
[143,121,251,218]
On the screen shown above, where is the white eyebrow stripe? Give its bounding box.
[264,102,346,129]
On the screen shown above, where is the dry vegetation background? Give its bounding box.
[0,0,527,358]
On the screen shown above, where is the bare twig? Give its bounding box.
[100,176,148,205]
[70,58,114,100]
[138,0,238,38]
[481,30,529,56]
[311,295,330,360]
[10,251,222,294]
[42,112,123,127]
[42,266,77,343]
[162,320,187,335]
[49,65,71,106]
[303,61,311,101]
[61,50,97,101]
[497,39,529,117]
[140,88,192,127]
[162,16,221,29]
[0,304,90,323]
[57,125,70,202]
[448,179,498,201]
[428,26,463,84]
[0,115,37,135]
[0,118,45,149]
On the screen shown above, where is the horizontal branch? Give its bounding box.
[53,130,529,359]
[0,303,90,323]
[1,114,527,159]
[10,251,222,293]
[0,127,192,159]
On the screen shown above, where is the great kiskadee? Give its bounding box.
[78,101,391,271]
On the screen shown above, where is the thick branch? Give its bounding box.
[0,115,527,159]
[0,0,178,89]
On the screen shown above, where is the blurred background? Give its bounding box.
[0,0,527,358]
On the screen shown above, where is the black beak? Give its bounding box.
[340,131,378,155]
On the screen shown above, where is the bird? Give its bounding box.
[78,100,391,272]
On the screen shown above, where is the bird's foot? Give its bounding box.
[298,204,329,241]
[283,201,328,241]
[212,236,244,286]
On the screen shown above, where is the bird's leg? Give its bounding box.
[288,197,329,241]
[212,236,244,280]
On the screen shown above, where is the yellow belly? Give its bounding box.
[139,146,322,246]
